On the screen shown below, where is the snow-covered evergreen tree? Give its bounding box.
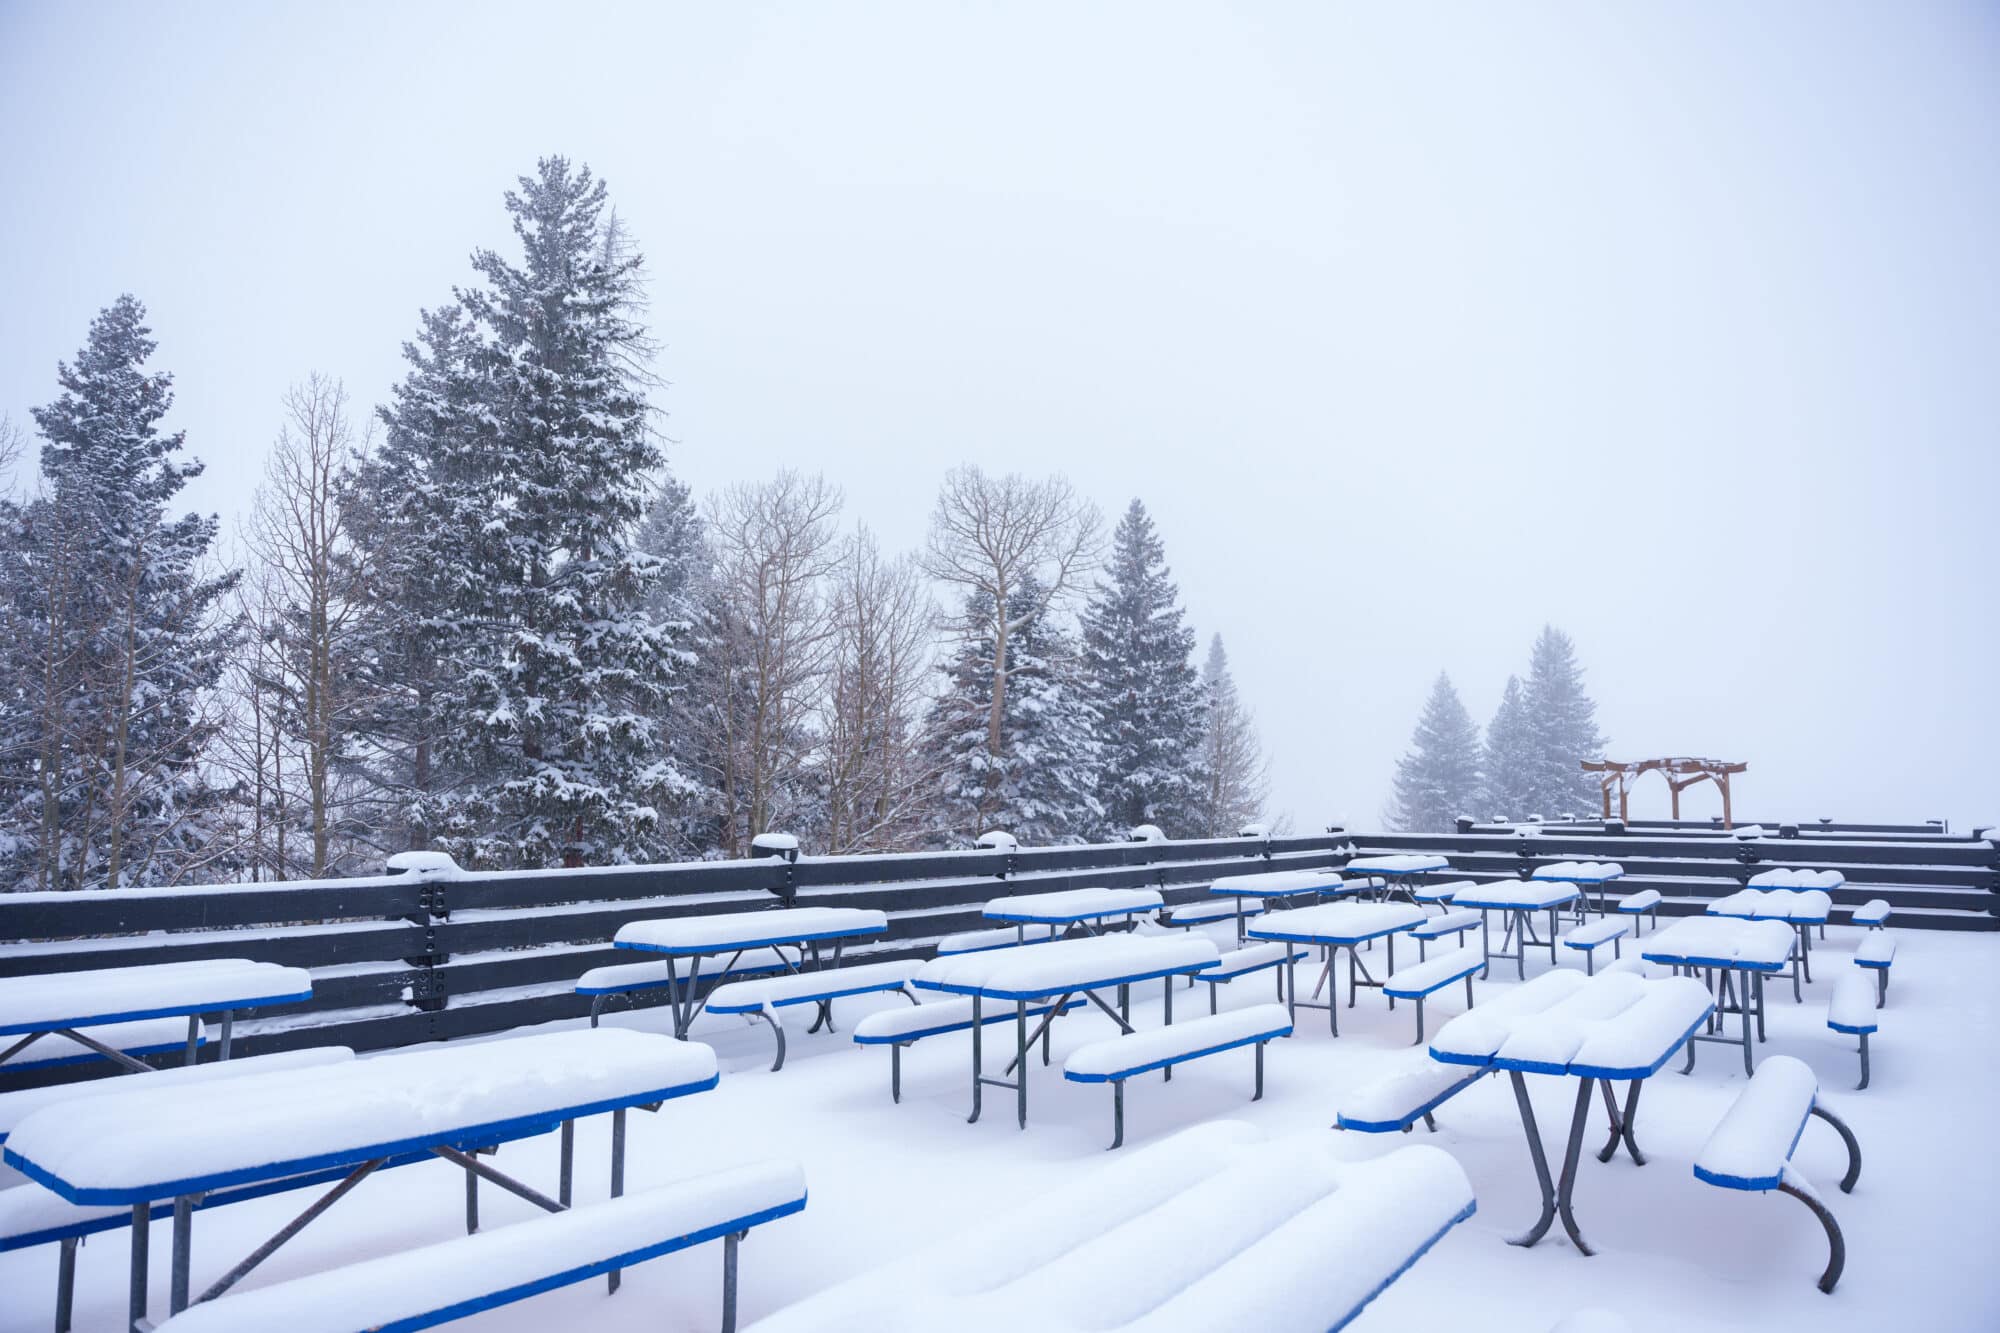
[0,296,239,889]
[1192,634,1269,837]
[631,474,723,856]
[440,157,693,867]
[928,577,1100,844]
[1385,672,1482,832]
[1078,499,1205,838]
[1482,674,1536,819]
[338,301,499,855]
[1520,625,1606,818]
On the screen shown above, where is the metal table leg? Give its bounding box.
[1553,1077,1598,1256]
[1506,1071,1558,1248]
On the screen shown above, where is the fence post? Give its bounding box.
[385,852,462,1018]
[751,833,801,906]
[976,830,1019,879]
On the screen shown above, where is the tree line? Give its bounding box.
[1384,625,1607,832]
[0,157,1273,891]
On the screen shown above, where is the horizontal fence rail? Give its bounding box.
[2,819,1993,1087]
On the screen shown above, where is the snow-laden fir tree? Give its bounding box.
[0,296,239,889]
[1078,499,1205,838]
[1385,671,1482,833]
[1482,674,1536,820]
[631,473,724,856]
[338,302,498,855]
[1192,634,1269,836]
[439,158,693,867]
[1520,625,1606,819]
[928,576,1101,845]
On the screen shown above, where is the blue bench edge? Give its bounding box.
[706,979,912,1014]
[1335,1070,1487,1133]
[1063,1026,1291,1083]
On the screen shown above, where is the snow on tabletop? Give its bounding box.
[0,1046,352,1137]
[1414,878,1479,900]
[151,1160,807,1333]
[1489,972,1649,1072]
[1828,971,1878,1032]
[3,1028,717,1202]
[1449,879,1579,910]
[1207,868,1343,896]
[0,1178,141,1243]
[1343,854,1451,873]
[1247,901,1426,943]
[1567,977,1713,1076]
[915,934,1219,999]
[706,960,921,1010]
[614,907,888,953]
[1692,1054,1819,1189]
[1428,969,1591,1064]
[1748,867,1845,891]
[1065,1003,1291,1078]
[1336,1054,1482,1128]
[1168,898,1260,923]
[1710,887,1832,922]
[851,995,1067,1042]
[1204,941,1305,975]
[0,960,312,1033]
[1533,860,1625,881]
[1855,933,1896,966]
[981,887,1164,921]
[577,948,795,992]
[747,1123,1472,1333]
[1643,916,1796,968]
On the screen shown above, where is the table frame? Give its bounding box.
[1454,889,1579,980]
[1250,922,1415,1037]
[616,927,880,1039]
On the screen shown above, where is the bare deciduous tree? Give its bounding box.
[821,527,938,853]
[703,471,844,852]
[921,465,1101,772]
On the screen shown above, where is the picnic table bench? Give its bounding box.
[2,1027,719,1331]
[852,996,1080,1102]
[153,1159,806,1333]
[912,934,1218,1129]
[745,1121,1474,1333]
[934,924,1058,954]
[1248,902,1427,1036]
[1850,898,1891,929]
[1343,854,1451,905]
[1827,969,1879,1088]
[0,960,311,1073]
[0,1017,206,1075]
[1533,861,1624,916]
[706,960,922,1070]
[1430,969,1714,1256]
[1692,1054,1861,1292]
[1561,918,1630,974]
[1192,941,1303,1013]
[1382,947,1481,1043]
[1854,931,1896,1003]
[1064,1003,1292,1147]
[612,907,888,1040]
[579,948,795,1027]
[1616,889,1662,934]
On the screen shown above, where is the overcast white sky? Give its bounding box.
[2,2,1995,831]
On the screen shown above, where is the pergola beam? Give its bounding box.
[1584,757,1746,828]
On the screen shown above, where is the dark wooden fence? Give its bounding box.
[2,819,1993,1088]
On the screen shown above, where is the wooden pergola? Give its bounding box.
[1581,757,1747,827]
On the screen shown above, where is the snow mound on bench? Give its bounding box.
[1693,1054,1819,1190]
[1065,1005,1291,1080]
[748,1122,1472,1333]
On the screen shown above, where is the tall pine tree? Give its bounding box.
[0,296,239,889]
[446,158,691,867]
[1520,625,1606,819]
[1482,674,1536,819]
[1078,499,1205,838]
[1385,672,1482,832]
[928,577,1100,845]
[1192,634,1269,836]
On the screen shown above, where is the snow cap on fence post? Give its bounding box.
[1127,824,1166,843]
[1238,822,1271,862]
[385,851,462,879]
[753,832,801,906]
[975,830,1019,879]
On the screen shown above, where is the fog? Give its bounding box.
[3,1,1994,830]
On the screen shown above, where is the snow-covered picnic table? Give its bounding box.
[1713,873,1840,982]
[1,1026,717,1329]
[1450,880,1582,979]
[1533,860,1625,916]
[1205,867,1349,939]
[1342,854,1451,903]
[912,934,1218,1128]
[1430,970,1714,1257]
[1247,902,1426,1035]
[612,906,888,1038]
[1641,916,1797,1074]
[0,960,311,1073]
[981,887,1164,940]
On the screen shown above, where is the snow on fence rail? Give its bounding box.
[1,823,1992,1084]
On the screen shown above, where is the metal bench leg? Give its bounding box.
[1253,1041,1265,1100]
[608,1108,626,1293]
[56,1235,77,1333]
[1584,949,1595,977]
[465,1160,478,1233]
[752,1006,786,1072]
[1811,1104,1863,1192]
[169,1194,196,1313]
[1423,1111,1438,1132]
[1777,1176,1846,1293]
[1855,1033,1869,1090]
[891,1044,904,1102]
[1109,1081,1125,1150]
[721,1231,742,1333]
[589,994,607,1028]
[1411,996,1425,1045]
[129,1201,150,1333]
[559,1118,575,1205]
[185,1015,201,1066]
[1208,982,1218,1016]
[1876,970,1887,1007]
[968,995,984,1124]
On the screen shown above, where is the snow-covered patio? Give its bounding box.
[4,924,1994,1333]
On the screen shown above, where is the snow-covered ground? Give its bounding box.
[6,925,1995,1332]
